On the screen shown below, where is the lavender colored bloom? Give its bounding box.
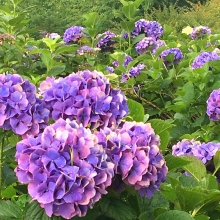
[95,122,168,198]
[159,48,183,66]
[48,33,60,40]
[131,19,163,40]
[106,66,114,74]
[76,46,100,56]
[136,37,157,54]
[172,139,220,165]
[191,52,220,69]
[152,40,166,54]
[96,31,116,50]
[0,74,49,138]
[63,26,85,44]
[121,64,145,82]
[190,26,211,40]
[206,88,220,121]
[15,118,115,219]
[41,70,129,129]
[112,54,133,67]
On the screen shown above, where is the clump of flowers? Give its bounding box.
[131,19,163,40]
[159,48,183,66]
[0,73,49,138]
[172,139,220,164]
[63,26,86,44]
[207,88,220,121]
[152,40,166,54]
[96,31,116,51]
[121,64,145,82]
[40,70,129,129]
[76,46,100,56]
[191,51,220,69]
[136,37,157,54]
[47,33,60,40]
[15,118,115,219]
[95,122,168,198]
[190,26,211,40]
[0,33,15,45]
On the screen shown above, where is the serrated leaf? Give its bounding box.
[0,200,22,219]
[200,174,218,190]
[158,130,170,151]
[127,99,144,122]
[181,155,206,181]
[121,21,135,34]
[165,155,191,171]
[122,4,137,19]
[100,197,135,220]
[54,45,77,55]
[148,119,174,135]
[47,65,65,76]
[156,210,194,220]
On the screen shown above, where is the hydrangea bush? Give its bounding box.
[2,0,220,220]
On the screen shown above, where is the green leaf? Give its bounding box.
[165,155,191,171]
[122,4,137,19]
[47,65,65,76]
[132,34,145,45]
[24,201,62,220]
[100,197,135,220]
[181,155,206,181]
[127,99,144,122]
[82,12,99,29]
[138,212,149,220]
[2,184,16,198]
[194,215,210,220]
[54,45,77,55]
[213,150,220,174]
[155,210,194,220]
[134,0,144,8]
[8,15,25,26]
[121,21,135,34]
[105,73,118,80]
[158,130,170,151]
[0,200,22,219]
[200,174,218,190]
[148,119,174,134]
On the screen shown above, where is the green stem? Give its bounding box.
[0,136,4,199]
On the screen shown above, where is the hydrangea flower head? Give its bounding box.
[96,31,116,50]
[131,19,163,39]
[136,37,157,54]
[63,26,85,43]
[121,64,145,82]
[190,26,211,40]
[41,70,128,129]
[207,88,220,121]
[191,52,220,69]
[0,73,49,138]
[159,48,183,66]
[96,122,168,198]
[152,40,166,54]
[15,118,115,219]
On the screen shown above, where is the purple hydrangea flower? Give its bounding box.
[40,70,129,129]
[76,46,100,56]
[152,40,166,54]
[106,66,114,74]
[96,31,116,50]
[159,48,183,66]
[63,26,86,44]
[95,122,168,198]
[191,52,220,69]
[15,118,115,219]
[121,64,145,82]
[136,37,157,54]
[112,54,133,67]
[190,26,211,40]
[48,33,60,40]
[172,139,220,165]
[131,19,163,40]
[0,74,49,138]
[206,89,220,121]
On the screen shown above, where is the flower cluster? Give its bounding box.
[0,74,49,138]
[40,70,129,129]
[159,48,183,66]
[191,51,220,69]
[190,26,211,40]
[63,26,85,44]
[121,64,145,82]
[96,31,116,50]
[15,118,115,219]
[136,37,157,54]
[152,40,166,54]
[76,46,100,56]
[172,139,220,164]
[131,19,163,39]
[95,122,168,198]
[47,33,60,40]
[207,88,220,121]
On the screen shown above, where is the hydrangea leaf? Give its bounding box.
[155,210,194,220]
[165,155,191,171]
[213,150,220,174]
[47,65,65,76]
[0,200,22,219]
[127,99,144,122]
[194,215,210,220]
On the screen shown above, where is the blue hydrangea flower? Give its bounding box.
[191,52,220,69]
[63,26,85,44]
[121,64,145,82]
[159,48,183,66]
[190,26,211,40]
[96,31,116,50]
[207,89,220,121]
